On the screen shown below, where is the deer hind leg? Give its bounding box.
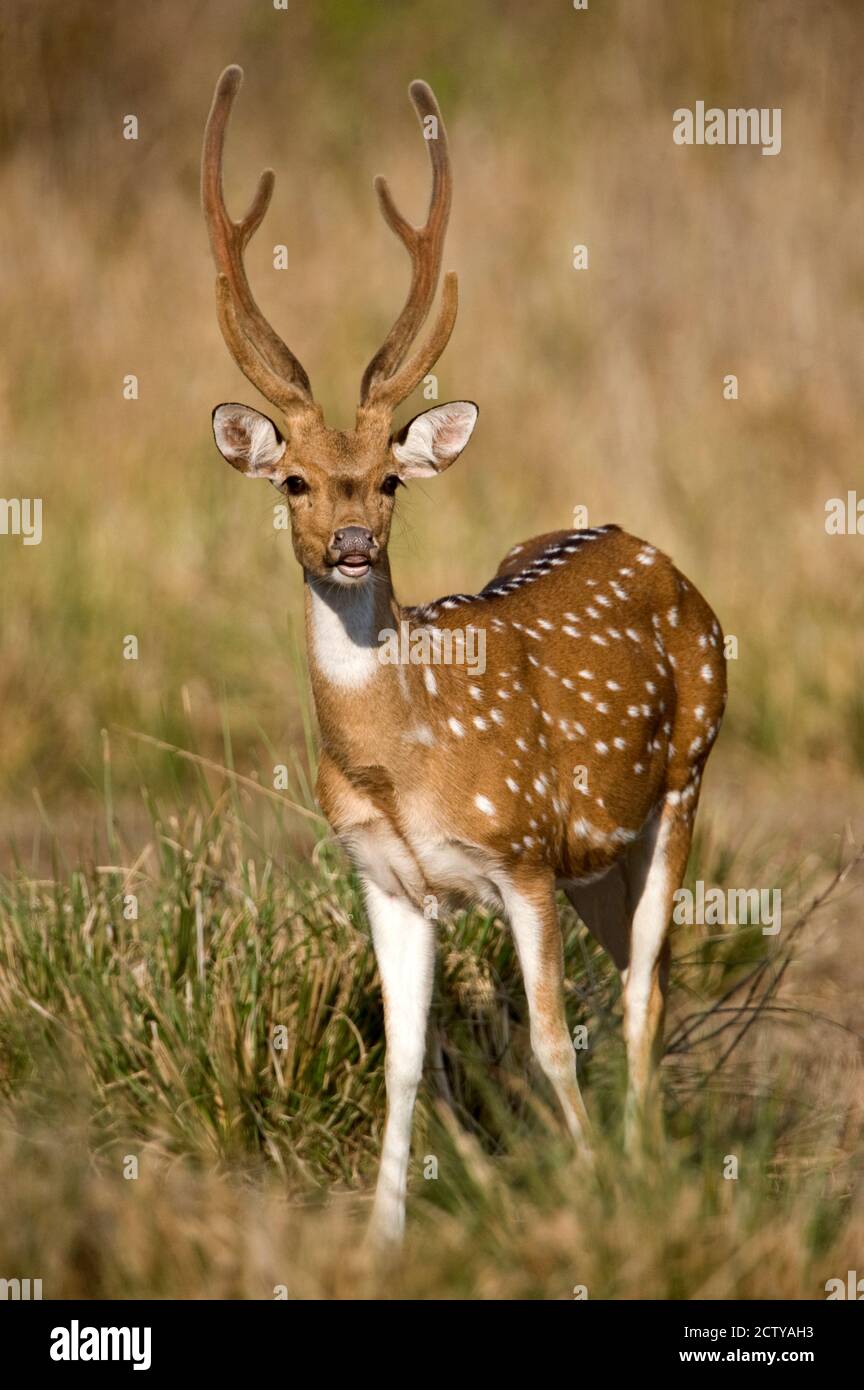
[562,802,691,1150]
[499,872,591,1145]
[620,801,693,1151]
[363,879,437,1246]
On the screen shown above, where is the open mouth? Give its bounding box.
[335,553,372,579]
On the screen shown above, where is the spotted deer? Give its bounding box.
[202,66,727,1244]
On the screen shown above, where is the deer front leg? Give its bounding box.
[500,872,591,1146]
[362,878,436,1246]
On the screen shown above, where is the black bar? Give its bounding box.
[1,1298,858,1375]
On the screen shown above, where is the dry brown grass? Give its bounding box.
[0,779,861,1299]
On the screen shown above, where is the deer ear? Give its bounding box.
[212,403,286,478]
[391,401,478,478]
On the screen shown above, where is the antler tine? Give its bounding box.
[360,80,456,409]
[202,65,314,412]
[365,272,459,410]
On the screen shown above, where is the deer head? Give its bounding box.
[202,66,478,583]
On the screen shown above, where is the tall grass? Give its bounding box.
[0,755,861,1297]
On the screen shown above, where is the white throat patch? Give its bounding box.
[307,577,381,689]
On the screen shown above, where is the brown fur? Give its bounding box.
[314,526,726,883]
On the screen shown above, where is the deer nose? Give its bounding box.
[332,526,374,555]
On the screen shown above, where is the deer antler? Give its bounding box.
[202,65,315,415]
[360,81,459,412]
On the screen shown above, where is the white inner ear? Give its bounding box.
[392,401,478,477]
[213,404,286,477]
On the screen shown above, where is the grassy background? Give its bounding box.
[1,0,864,805]
[1,777,862,1298]
[1,0,864,1298]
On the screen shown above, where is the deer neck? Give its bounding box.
[304,563,419,768]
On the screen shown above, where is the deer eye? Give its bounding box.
[284,475,308,496]
[381,474,403,496]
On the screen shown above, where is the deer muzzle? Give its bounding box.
[328,526,378,578]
